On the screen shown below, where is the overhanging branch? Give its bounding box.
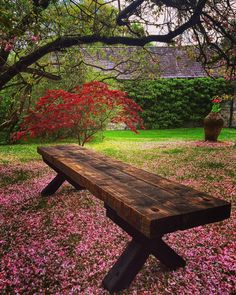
[0,3,206,92]
[22,68,61,80]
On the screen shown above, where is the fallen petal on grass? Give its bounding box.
[0,140,235,293]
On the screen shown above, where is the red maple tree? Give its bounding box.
[14,81,143,145]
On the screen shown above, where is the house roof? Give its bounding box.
[81,46,208,79]
[150,47,207,78]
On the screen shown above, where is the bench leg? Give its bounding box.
[103,205,186,292]
[41,174,65,196]
[41,158,86,196]
[102,239,149,292]
[41,173,85,196]
[102,237,186,292]
[150,239,186,270]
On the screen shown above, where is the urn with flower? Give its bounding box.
[204,97,224,142]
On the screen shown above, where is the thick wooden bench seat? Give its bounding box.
[38,144,231,292]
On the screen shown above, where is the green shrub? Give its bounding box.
[123,78,233,129]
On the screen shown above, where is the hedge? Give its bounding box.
[122,78,233,129]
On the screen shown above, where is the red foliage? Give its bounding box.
[14,81,143,145]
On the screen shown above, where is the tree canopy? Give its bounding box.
[0,0,235,91]
[14,81,143,145]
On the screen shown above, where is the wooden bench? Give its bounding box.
[38,144,231,292]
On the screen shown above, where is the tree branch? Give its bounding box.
[22,68,61,80]
[0,0,206,92]
[117,0,145,25]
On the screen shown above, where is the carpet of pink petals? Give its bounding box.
[0,150,235,294]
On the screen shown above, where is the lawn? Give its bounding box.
[0,128,235,294]
[103,128,236,141]
[1,127,236,162]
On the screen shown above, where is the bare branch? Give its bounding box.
[22,68,61,80]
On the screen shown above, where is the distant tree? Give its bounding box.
[0,0,147,140]
[14,81,143,145]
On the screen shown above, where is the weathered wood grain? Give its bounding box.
[38,145,231,238]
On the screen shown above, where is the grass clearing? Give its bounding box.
[0,169,31,186]
[102,128,236,141]
[1,127,235,163]
[162,148,184,154]
[198,161,225,169]
[0,128,236,190]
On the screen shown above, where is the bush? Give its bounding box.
[15,81,143,145]
[123,78,234,129]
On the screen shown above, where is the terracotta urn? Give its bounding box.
[204,112,224,141]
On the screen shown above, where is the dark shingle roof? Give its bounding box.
[151,47,206,78]
[81,46,208,79]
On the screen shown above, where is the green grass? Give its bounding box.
[162,148,184,154]
[0,169,31,186]
[102,128,236,142]
[0,141,78,163]
[0,143,43,162]
[198,161,225,169]
[1,128,236,202]
[0,128,236,162]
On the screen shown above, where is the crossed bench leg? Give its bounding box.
[103,205,186,292]
[41,164,186,293]
[41,160,85,196]
[41,173,85,195]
